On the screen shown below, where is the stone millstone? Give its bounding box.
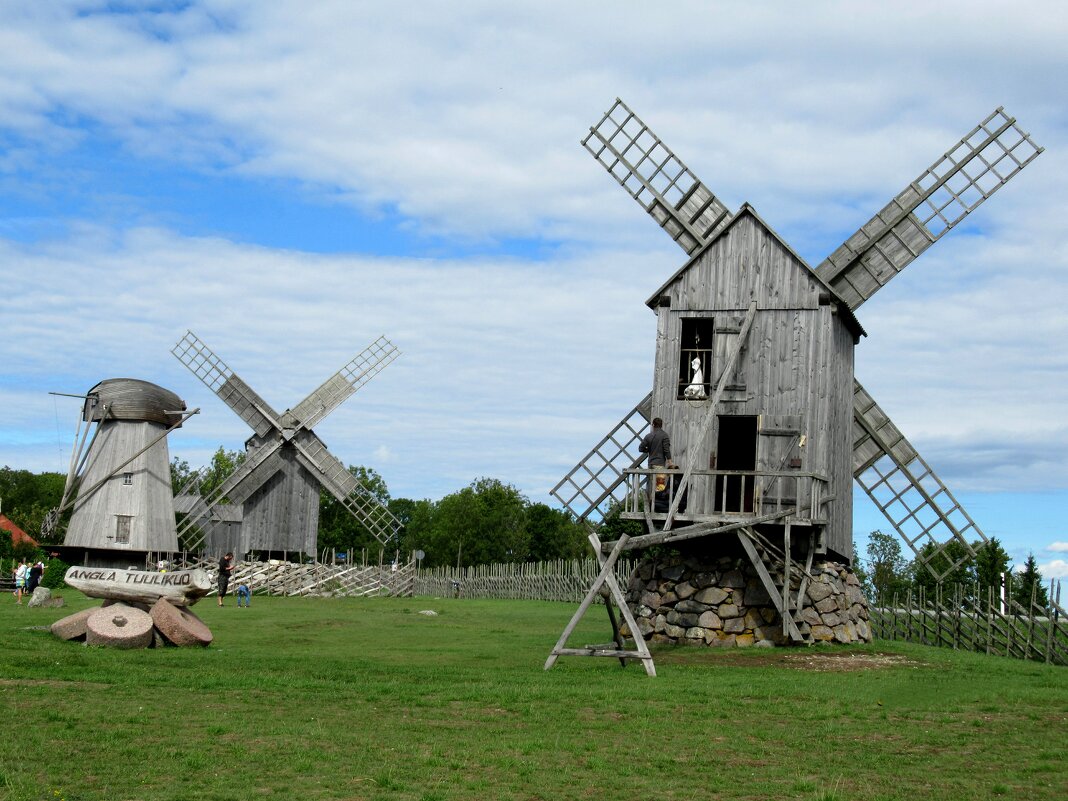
[85,603,154,649]
[50,607,97,641]
[150,599,213,647]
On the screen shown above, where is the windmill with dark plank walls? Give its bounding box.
[172,331,402,558]
[546,99,1043,674]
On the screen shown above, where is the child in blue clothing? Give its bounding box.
[236,581,251,607]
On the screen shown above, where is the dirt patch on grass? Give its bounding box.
[656,646,923,671]
[0,678,112,689]
[781,651,921,671]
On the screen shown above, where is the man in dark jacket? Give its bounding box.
[639,418,671,467]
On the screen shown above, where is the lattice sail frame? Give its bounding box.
[853,381,985,579]
[171,330,402,550]
[550,393,651,522]
[816,107,1043,311]
[567,100,1042,581]
[583,98,733,255]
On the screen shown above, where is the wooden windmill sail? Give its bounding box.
[54,379,197,560]
[171,331,401,556]
[554,98,1042,579]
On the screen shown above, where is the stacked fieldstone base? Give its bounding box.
[621,551,871,647]
[50,566,214,649]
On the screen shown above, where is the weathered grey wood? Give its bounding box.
[602,507,795,553]
[737,529,803,641]
[64,566,212,607]
[172,331,401,554]
[64,386,190,551]
[545,532,656,676]
[816,108,1042,312]
[662,300,757,532]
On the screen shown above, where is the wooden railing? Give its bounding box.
[620,468,830,522]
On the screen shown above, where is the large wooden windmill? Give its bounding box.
[53,379,197,565]
[546,99,1042,671]
[171,331,401,556]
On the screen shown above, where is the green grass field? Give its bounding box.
[1,592,1065,801]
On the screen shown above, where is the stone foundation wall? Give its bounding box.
[621,552,871,647]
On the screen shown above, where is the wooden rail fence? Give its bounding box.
[871,581,1067,666]
[414,558,637,603]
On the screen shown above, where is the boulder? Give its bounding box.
[720,569,745,588]
[723,617,745,634]
[150,599,213,647]
[806,580,834,603]
[717,603,740,619]
[697,610,722,629]
[693,587,728,605]
[50,608,96,641]
[674,599,709,614]
[27,587,52,608]
[85,604,154,649]
[674,581,696,600]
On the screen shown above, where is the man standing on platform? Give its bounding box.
[639,417,671,467]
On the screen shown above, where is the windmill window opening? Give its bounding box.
[114,515,132,545]
[678,318,714,400]
[122,472,133,485]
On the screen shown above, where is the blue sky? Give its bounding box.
[2,1,1067,578]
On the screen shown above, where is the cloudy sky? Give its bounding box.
[2,1,1066,578]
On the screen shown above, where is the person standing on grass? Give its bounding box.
[236,580,251,608]
[27,560,43,594]
[13,559,28,604]
[217,552,234,606]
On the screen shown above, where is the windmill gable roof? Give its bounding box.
[645,204,865,339]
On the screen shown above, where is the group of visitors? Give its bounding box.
[12,558,45,604]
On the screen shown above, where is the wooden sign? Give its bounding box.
[64,566,213,607]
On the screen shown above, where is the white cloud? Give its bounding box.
[1,1,1067,559]
[1049,542,1068,553]
[1038,559,1068,580]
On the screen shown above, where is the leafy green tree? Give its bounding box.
[524,503,587,562]
[170,457,195,495]
[912,538,976,595]
[391,497,437,560]
[419,478,529,568]
[864,530,911,602]
[0,467,64,541]
[974,537,1012,591]
[1010,553,1049,608]
[318,465,394,557]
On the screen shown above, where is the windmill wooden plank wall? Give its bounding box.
[59,379,192,561]
[172,331,402,556]
[645,208,858,557]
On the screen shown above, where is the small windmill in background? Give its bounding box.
[171,331,402,558]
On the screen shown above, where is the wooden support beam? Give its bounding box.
[545,531,656,676]
[601,507,796,553]
[737,528,804,642]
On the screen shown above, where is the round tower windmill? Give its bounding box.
[49,378,197,566]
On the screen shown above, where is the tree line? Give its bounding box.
[859,529,1052,608]
[2,462,1058,595]
[171,450,589,567]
